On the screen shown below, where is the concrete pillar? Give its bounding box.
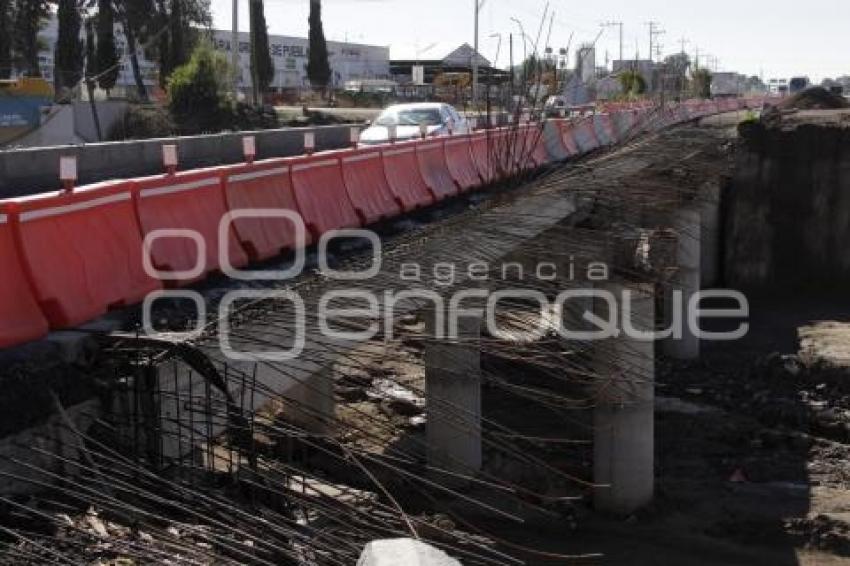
[699,182,722,288]
[281,363,336,435]
[593,282,655,515]
[663,207,701,360]
[424,306,482,476]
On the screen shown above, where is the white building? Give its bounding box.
[33,14,390,94]
[211,30,390,90]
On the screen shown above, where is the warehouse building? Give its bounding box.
[32,15,391,96]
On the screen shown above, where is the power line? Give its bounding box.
[645,21,664,63]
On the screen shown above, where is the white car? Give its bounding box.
[359,103,471,145]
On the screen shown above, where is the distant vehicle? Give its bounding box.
[359,103,471,145]
[789,77,810,94]
[343,79,397,95]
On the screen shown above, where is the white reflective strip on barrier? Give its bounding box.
[19,192,131,222]
[383,148,415,157]
[342,152,380,164]
[140,177,219,199]
[228,167,288,183]
[291,159,338,172]
[0,214,7,224]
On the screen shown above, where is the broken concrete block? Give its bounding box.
[357,538,461,566]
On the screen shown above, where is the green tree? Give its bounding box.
[168,43,231,133]
[306,0,330,92]
[54,0,84,97]
[0,0,12,79]
[249,0,273,104]
[84,17,97,78]
[619,70,647,96]
[156,0,209,85]
[168,0,187,71]
[96,0,120,94]
[691,68,712,99]
[13,0,50,77]
[84,17,103,139]
[115,0,156,100]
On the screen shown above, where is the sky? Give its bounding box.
[209,0,850,83]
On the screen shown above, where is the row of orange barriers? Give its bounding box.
[0,97,772,349]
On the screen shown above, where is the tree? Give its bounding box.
[661,53,691,96]
[619,70,647,96]
[115,0,156,100]
[168,43,231,133]
[249,0,273,104]
[13,0,50,77]
[168,0,187,71]
[691,68,712,99]
[0,0,12,79]
[156,0,209,85]
[54,0,84,98]
[84,18,103,139]
[306,0,330,92]
[96,0,120,94]
[84,17,97,78]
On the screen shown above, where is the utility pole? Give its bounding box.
[678,36,689,55]
[645,21,664,63]
[509,33,514,95]
[472,0,481,109]
[232,0,239,100]
[601,21,623,63]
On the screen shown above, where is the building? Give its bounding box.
[29,14,390,96]
[575,44,596,84]
[211,30,390,91]
[712,72,747,97]
[389,42,508,86]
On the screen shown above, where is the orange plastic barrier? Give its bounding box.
[381,142,435,211]
[290,154,361,239]
[444,136,482,192]
[0,205,48,347]
[611,111,637,141]
[592,114,617,146]
[572,117,601,153]
[469,132,498,184]
[223,158,307,262]
[482,128,519,176]
[559,121,581,156]
[136,167,248,285]
[543,120,569,161]
[525,125,551,167]
[12,181,160,328]
[416,139,459,200]
[340,148,402,223]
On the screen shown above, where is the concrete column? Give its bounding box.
[663,207,701,360]
[424,305,482,476]
[699,182,722,288]
[281,363,336,435]
[593,282,655,515]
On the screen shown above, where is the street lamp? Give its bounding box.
[489,33,502,67]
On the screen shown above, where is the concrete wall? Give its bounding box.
[72,101,128,143]
[725,122,850,292]
[0,124,359,198]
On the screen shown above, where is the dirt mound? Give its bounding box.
[781,87,849,110]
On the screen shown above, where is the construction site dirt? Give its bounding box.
[1,113,849,565]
